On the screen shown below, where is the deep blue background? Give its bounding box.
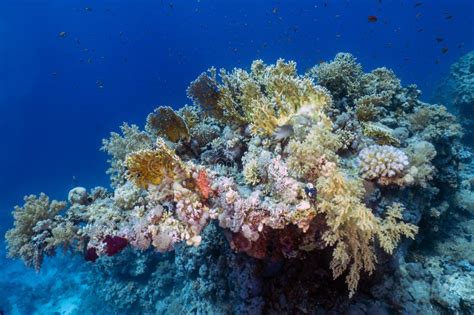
[1,0,473,228]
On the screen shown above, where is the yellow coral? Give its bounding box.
[377,203,418,254]
[126,138,186,188]
[191,59,333,136]
[286,123,342,181]
[362,122,400,146]
[316,169,417,296]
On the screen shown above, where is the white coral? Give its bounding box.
[358,145,409,180]
[114,181,141,210]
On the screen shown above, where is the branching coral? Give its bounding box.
[102,123,153,187]
[189,59,332,136]
[316,169,417,296]
[5,193,67,270]
[310,52,363,99]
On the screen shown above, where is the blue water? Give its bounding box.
[1,1,473,313]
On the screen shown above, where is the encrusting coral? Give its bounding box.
[6,53,465,302]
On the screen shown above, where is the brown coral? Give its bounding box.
[146,106,190,142]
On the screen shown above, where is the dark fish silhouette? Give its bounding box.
[441,47,449,54]
[414,2,423,7]
[436,37,444,43]
[368,15,378,23]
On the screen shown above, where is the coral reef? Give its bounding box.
[433,51,474,147]
[5,53,469,313]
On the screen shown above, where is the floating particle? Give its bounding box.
[441,47,449,54]
[368,15,378,23]
[272,7,279,14]
[59,31,67,38]
[85,7,92,12]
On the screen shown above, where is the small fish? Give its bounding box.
[435,58,440,64]
[435,37,444,43]
[417,28,423,32]
[367,15,378,23]
[273,125,294,141]
[59,31,67,38]
[416,13,422,19]
[85,7,92,12]
[445,15,453,20]
[414,2,423,7]
[304,183,317,199]
[441,47,448,54]
[272,7,279,14]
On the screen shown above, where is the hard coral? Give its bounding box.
[358,145,409,185]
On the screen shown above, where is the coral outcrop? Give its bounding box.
[433,51,474,147]
[5,53,467,312]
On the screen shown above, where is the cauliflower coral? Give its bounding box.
[358,144,409,184]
